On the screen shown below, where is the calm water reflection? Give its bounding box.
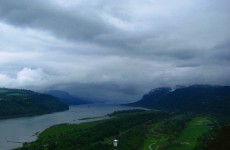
[0,104,137,150]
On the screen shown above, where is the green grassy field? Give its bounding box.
[141,115,213,150]
[142,123,167,150]
[142,114,187,150]
[168,117,213,150]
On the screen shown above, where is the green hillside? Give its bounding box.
[16,110,174,150]
[17,110,216,150]
[0,88,69,119]
[128,85,230,115]
[13,85,230,150]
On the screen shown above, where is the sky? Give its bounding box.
[0,0,230,102]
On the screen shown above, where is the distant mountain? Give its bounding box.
[0,88,69,119]
[44,90,91,105]
[128,85,230,115]
[129,87,172,108]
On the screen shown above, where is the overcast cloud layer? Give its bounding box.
[0,0,230,102]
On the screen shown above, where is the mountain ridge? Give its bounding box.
[0,88,69,119]
[127,85,230,115]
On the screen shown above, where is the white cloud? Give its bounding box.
[17,68,46,85]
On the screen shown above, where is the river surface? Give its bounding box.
[0,104,138,150]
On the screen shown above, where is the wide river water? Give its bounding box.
[0,104,138,150]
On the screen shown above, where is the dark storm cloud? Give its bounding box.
[49,82,142,103]
[211,41,230,61]
[176,63,200,68]
[0,0,112,41]
[0,0,230,102]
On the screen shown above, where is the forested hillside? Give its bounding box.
[0,88,69,119]
[18,110,217,150]
[17,110,194,150]
[128,85,230,115]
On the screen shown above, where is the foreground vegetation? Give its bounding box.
[168,117,213,150]
[206,125,230,150]
[127,85,230,150]
[18,110,165,150]
[0,88,69,119]
[17,109,220,150]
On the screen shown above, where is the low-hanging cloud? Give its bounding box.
[0,0,230,102]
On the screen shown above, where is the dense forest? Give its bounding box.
[17,109,222,150]
[0,88,69,119]
[128,85,230,115]
[16,109,230,150]
[18,111,192,150]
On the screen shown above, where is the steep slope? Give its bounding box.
[128,87,172,108]
[128,85,230,115]
[0,88,69,119]
[44,90,91,105]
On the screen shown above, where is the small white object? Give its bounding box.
[113,139,118,147]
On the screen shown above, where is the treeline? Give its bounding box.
[17,110,195,150]
[17,110,168,150]
[0,88,68,119]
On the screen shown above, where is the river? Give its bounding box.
[0,104,137,150]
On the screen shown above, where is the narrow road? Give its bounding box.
[148,142,155,150]
[148,142,159,150]
[148,143,153,150]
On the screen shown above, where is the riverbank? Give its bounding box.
[0,104,138,150]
